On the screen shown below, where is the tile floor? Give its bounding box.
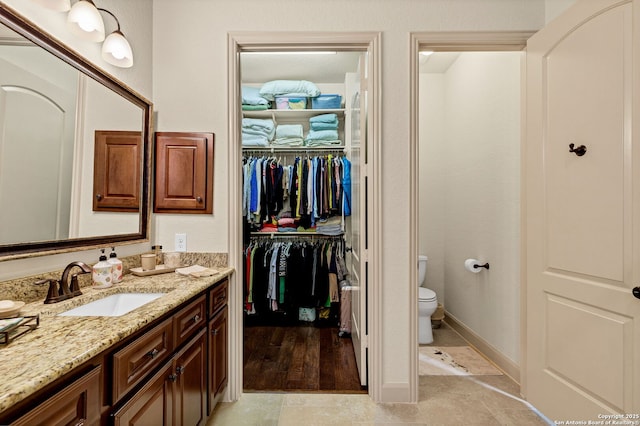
[209,323,552,425]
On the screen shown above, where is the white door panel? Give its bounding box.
[346,54,368,386]
[526,0,640,419]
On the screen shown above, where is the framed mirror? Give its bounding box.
[0,4,152,259]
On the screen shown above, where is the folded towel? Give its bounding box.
[242,118,275,140]
[242,104,269,111]
[242,134,269,146]
[242,86,270,105]
[176,265,219,278]
[272,138,304,146]
[305,139,343,147]
[305,129,339,141]
[260,80,321,100]
[309,113,338,123]
[275,124,304,139]
[310,121,338,131]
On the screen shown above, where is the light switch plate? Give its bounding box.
[175,233,187,252]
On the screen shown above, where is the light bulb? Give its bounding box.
[102,31,133,68]
[67,0,105,42]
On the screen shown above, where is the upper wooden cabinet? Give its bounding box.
[93,130,142,212]
[154,132,214,214]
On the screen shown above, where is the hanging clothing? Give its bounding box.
[243,238,346,323]
[242,153,351,231]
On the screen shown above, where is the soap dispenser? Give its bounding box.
[108,247,123,284]
[93,249,113,288]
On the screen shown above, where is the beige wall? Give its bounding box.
[152,0,543,400]
[420,52,522,365]
[0,0,153,281]
[546,0,578,23]
[0,0,545,402]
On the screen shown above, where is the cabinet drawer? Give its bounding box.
[113,317,173,402]
[208,279,228,318]
[174,295,206,348]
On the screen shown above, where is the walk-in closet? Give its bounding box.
[239,50,367,393]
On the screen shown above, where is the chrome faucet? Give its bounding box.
[35,261,92,304]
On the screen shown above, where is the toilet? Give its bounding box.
[418,255,438,344]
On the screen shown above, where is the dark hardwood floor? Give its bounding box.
[243,325,366,393]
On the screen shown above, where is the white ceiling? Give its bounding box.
[240,51,361,84]
[239,50,462,85]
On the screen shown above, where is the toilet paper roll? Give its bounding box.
[465,259,482,273]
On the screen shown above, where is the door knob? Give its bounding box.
[633,287,640,300]
[569,143,587,156]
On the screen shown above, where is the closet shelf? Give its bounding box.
[242,146,345,154]
[250,232,344,238]
[242,108,345,119]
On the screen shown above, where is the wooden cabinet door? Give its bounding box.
[13,365,101,426]
[154,132,214,214]
[208,306,227,414]
[93,130,141,212]
[112,361,174,426]
[174,329,206,426]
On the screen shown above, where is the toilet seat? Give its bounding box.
[419,287,436,302]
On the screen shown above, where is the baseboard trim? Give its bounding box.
[444,311,521,384]
[380,383,412,403]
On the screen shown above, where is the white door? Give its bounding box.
[526,0,640,420]
[0,58,76,244]
[345,54,368,386]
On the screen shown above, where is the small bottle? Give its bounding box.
[108,247,123,284]
[93,249,113,288]
[152,245,163,265]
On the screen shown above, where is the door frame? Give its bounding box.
[226,31,382,401]
[408,31,533,394]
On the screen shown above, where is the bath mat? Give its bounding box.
[419,346,503,376]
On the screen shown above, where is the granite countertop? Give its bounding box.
[0,267,233,416]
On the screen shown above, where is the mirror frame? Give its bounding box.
[0,4,152,260]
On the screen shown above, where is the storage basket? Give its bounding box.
[275,96,307,110]
[298,307,316,322]
[311,94,342,109]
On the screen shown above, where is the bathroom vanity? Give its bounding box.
[0,269,232,425]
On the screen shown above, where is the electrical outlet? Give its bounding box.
[175,233,187,252]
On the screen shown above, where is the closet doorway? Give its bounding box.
[228,33,381,398]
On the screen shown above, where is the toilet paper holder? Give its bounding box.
[473,262,490,270]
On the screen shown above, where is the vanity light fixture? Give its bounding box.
[66,0,104,42]
[30,0,71,12]
[32,0,134,68]
[98,8,133,68]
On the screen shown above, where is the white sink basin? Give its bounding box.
[58,293,165,317]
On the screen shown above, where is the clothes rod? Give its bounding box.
[249,232,344,239]
[242,146,345,154]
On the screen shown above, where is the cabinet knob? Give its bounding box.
[168,373,177,382]
[96,194,102,201]
[212,328,219,336]
[146,348,159,359]
[192,314,201,322]
[196,196,203,203]
[176,365,185,375]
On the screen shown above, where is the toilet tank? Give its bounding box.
[418,255,428,286]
